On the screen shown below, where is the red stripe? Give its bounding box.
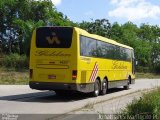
[92,72,96,81]
[89,63,97,81]
[91,70,96,81]
[91,64,97,81]
[89,63,98,82]
[91,65,97,81]
[91,65,98,81]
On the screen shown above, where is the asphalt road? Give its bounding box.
[0,79,160,120]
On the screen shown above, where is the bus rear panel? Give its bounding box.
[29,27,82,92]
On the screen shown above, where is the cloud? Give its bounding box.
[108,0,160,21]
[84,11,94,16]
[51,0,62,6]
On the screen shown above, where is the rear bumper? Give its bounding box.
[29,81,94,93]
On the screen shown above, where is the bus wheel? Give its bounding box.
[100,80,107,95]
[124,78,130,90]
[92,79,100,97]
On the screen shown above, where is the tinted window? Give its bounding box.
[119,47,131,61]
[80,36,86,56]
[126,49,131,61]
[120,47,126,60]
[97,41,106,57]
[36,27,73,48]
[97,41,115,59]
[80,35,131,61]
[80,36,96,57]
[108,44,116,59]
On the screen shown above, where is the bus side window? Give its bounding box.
[85,37,96,57]
[80,36,86,56]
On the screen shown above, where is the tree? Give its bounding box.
[110,22,123,43]
[79,19,111,38]
[138,24,160,71]
[13,20,45,54]
[0,0,78,55]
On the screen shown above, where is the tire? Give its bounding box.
[91,80,100,97]
[123,77,130,90]
[100,80,107,95]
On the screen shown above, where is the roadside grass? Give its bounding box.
[118,87,160,120]
[0,67,29,85]
[136,72,160,79]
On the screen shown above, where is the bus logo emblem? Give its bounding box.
[46,32,61,45]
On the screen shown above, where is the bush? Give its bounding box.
[154,64,160,73]
[119,88,160,120]
[0,58,3,66]
[136,66,150,73]
[2,53,28,70]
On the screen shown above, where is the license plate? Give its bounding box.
[48,75,56,79]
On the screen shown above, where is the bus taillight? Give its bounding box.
[72,70,77,80]
[30,69,33,79]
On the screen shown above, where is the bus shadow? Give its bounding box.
[0,88,126,103]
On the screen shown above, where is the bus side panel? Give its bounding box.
[78,57,132,83]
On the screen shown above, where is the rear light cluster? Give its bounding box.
[72,70,77,80]
[30,69,33,79]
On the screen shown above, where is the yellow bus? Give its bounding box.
[29,26,135,97]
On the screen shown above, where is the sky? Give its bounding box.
[51,0,160,26]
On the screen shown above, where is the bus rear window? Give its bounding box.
[36,27,73,48]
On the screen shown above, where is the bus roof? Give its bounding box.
[74,27,133,50]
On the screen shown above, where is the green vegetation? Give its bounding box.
[0,68,29,84]
[119,88,160,120]
[136,73,160,79]
[1,53,28,70]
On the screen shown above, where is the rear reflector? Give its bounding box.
[72,70,77,80]
[30,69,33,79]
